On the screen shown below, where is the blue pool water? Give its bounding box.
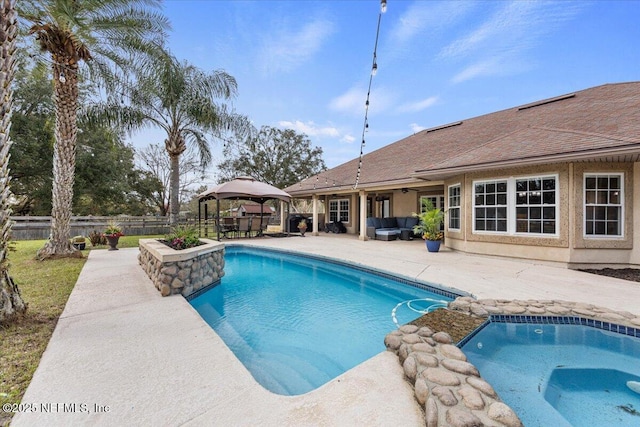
[189,246,453,395]
[462,322,640,426]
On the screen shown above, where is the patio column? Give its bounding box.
[312,195,319,236]
[359,190,368,241]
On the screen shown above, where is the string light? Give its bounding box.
[59,73,66,83]
[353,0,386,189]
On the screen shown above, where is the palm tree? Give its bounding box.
[91,57,252,225]
[0,0,27,323]
[18,0,169,260]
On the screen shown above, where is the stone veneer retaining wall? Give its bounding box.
[385,296,640,427]
[138,238,225,297]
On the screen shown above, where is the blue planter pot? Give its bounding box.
[425,240,441,253]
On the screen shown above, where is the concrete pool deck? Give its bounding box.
[12,235,640,426]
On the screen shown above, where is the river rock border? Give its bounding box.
[138,238,225,297]
[385,296,640,426]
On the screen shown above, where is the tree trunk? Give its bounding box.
[36,54,81,259]
[0,0,27,323]
[169,153,180,226]
[165,133,186,227]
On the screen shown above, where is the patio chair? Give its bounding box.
[237,217,250,238]
[249,216,265,237]
[215,219,230,239]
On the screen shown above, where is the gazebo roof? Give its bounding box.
[198,176,291,203]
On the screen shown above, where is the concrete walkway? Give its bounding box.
[13,235,640,426]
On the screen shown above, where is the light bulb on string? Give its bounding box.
[372,62,378,76]
[381,0,387,14]
[59,73,66,83]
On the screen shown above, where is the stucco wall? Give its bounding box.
[444,162,637,267]
[630,162,640,266]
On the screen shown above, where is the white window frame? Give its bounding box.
[329,199,350,223]
[514,176,558,236]
[472,179,509,234]
[583,173,624,239]
[448,184,461,231]
[472,174,559,237]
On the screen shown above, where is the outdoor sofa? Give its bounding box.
[366,217,419,241]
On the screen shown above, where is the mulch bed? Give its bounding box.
[579,268,640,283]
[409,309,486,343]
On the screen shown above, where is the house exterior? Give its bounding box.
[284,82,640,268]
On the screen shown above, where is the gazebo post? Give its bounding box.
[216,198,221,242]
[259,200,264,237]
[198,199,203,237]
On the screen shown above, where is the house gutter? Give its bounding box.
[411,145,640,180]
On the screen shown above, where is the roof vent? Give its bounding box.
[426,121,462,133]
[517,93,575,111]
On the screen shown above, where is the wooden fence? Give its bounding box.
[10,216,172,240]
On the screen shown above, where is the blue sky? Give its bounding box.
[130,0,640,182]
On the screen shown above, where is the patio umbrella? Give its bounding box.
[198,176,292,239]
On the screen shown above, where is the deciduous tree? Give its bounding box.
[137,143,204,216]
[218,126,327,189]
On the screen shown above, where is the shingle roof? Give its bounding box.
[286,82,640,195]
[239,204,273,214]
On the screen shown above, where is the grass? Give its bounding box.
[0,236,160,426]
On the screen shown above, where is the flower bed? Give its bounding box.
[138,238,225,297]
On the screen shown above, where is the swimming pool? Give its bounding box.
[189,246,457,395]
[461,321,640,426]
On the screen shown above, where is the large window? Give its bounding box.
[516,177,556,234]
[448,184,461,230]
[472,175,558,236]
[329,199,349,223]
[474,180,508,232]
[584,174,623,237]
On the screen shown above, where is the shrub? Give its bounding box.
[89,230,107,246]
[162,225,202,250]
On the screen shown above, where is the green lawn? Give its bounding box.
[0,236,161,426]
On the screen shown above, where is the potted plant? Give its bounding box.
[297,218,308,237]
[103,221,124,251]
[71,235,86,250]
[412,199,444,252]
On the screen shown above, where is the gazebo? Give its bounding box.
[197,176,292,240]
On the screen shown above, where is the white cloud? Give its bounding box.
[278,120,340,138]
[329,87,365,112]
[329,86,394,115]
[440,1,584,83]
[397,96,439,113]
[258,19,335,74]
[341,134,356,144]
[410,123,426,133]
[388,1,475,45]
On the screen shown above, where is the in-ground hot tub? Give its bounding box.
[462,320,640,426]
